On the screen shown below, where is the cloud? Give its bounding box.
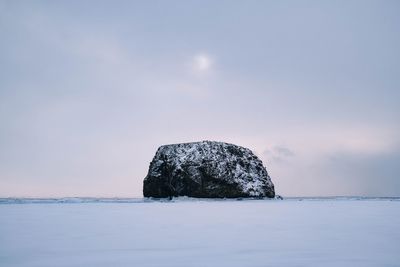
[274,146,295,157]
[310,145,400,197]
[263,145,295,163]
[1,1,399,197]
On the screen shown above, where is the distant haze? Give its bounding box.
[0,0,399,197]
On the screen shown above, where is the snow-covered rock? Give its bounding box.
[143,141,275,198]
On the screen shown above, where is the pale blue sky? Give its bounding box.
[0,0,399,197]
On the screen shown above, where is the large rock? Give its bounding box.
[143,141,275,198]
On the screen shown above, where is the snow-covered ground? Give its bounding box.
[0,198,399,267]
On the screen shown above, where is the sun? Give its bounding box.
[193,54,212,71]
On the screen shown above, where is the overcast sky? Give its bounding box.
[1,0,399,197]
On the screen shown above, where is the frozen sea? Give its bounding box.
[0,197,399,267]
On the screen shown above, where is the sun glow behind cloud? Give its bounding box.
[193,53,212,72]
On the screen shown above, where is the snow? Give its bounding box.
[0,198,399,267]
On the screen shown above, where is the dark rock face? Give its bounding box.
[143,141,275,198]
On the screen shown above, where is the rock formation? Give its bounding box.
[143,141,275,198]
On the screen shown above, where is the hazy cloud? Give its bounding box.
[315,146,400,196]
[263,146,295,163]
